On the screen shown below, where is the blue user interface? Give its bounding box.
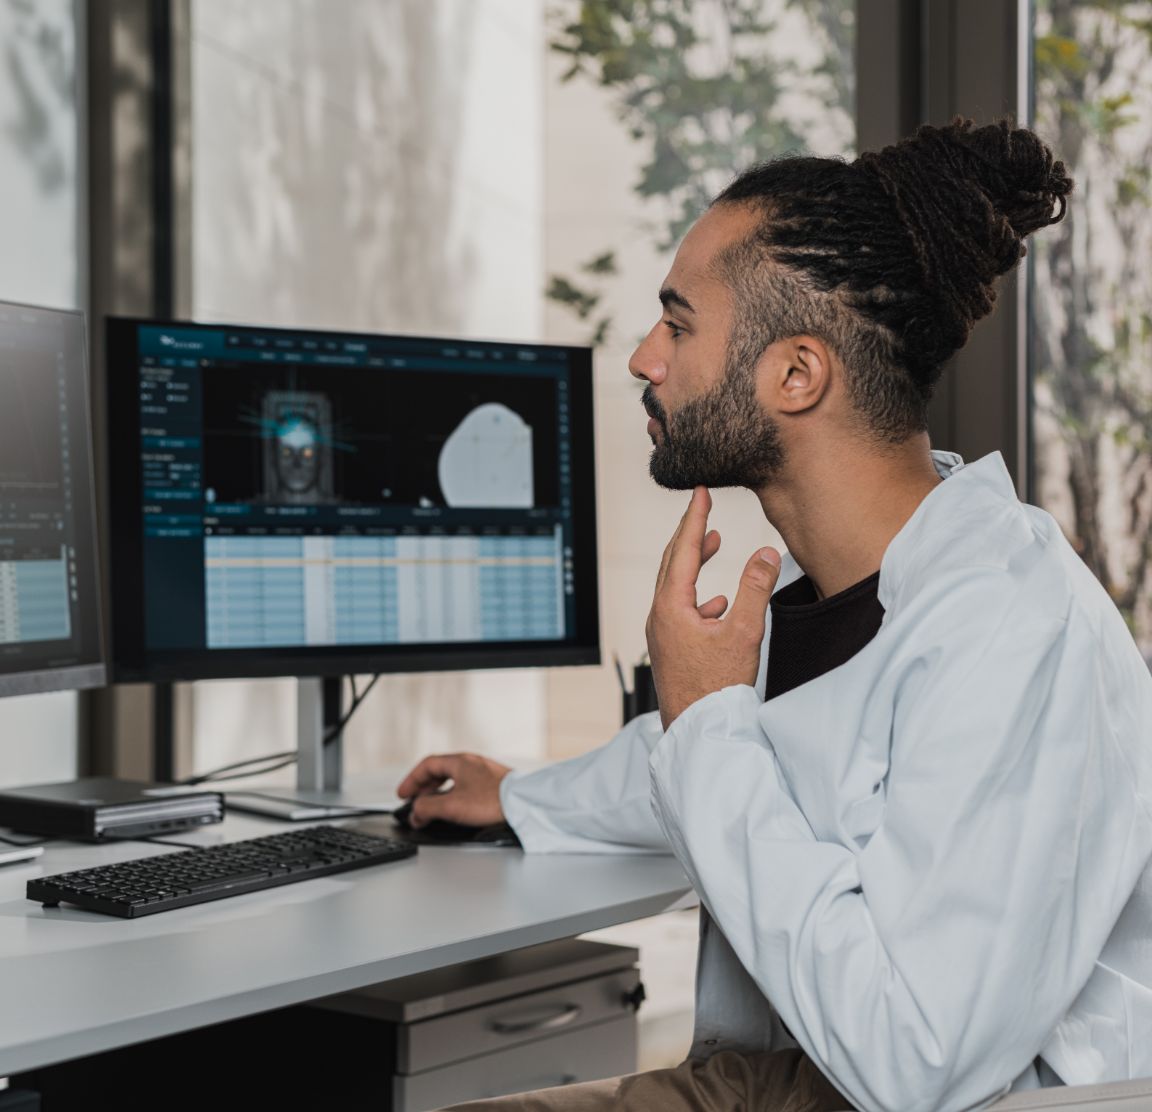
[134,324,581,653]
[0,314,78,644]
[0,302,102,690]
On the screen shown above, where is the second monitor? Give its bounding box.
[106,319,599,796]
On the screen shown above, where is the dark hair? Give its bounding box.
[711,118,1073,441]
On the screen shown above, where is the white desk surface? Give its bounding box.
[0,812,694,1076]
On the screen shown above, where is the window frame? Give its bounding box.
[856,0,1033,494]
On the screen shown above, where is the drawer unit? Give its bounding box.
[312,937,645,1111]
[395,1013,637,1112]
[400,964,640,1072]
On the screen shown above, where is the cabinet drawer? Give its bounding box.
[400,967,640,1073]
[395,1013,637,1112]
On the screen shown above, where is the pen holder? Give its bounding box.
[621,663,659,725]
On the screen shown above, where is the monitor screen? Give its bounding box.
[0,302,104,696]
[106,319,599,682]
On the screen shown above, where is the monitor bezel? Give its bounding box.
[0,300,107,697]
[106,316,601,683]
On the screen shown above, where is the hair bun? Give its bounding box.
[936,117,1071,238]
[855,118,1072,373]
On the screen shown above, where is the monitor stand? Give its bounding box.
[296,675,344,797]
[223,677,400,820]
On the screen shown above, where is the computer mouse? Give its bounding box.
[391,799,519,847]
[391,799,417,830]
[391,797,481,838]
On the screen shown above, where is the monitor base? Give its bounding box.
[220,772,405,823]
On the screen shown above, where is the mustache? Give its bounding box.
[641,386,668,428]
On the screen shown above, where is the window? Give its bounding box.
[1031,0,1152,665]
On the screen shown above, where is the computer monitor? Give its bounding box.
[0,301,104,697]
[105,318,599,797]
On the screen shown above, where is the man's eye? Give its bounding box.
[663,319,685,338]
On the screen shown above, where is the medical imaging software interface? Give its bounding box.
[0,308,87,662]
[135,325,580,652]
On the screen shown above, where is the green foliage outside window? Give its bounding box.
[546,0,853,346]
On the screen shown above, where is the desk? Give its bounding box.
[0,812,694,1078]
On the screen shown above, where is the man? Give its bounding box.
[397,119,1152,1111]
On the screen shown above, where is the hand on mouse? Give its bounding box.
[396,752,512,829]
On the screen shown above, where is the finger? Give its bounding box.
[697,593,728,620]
[654,486,705,589]
[700,529,721,567]
[664,487,712,594]
[726,547,782,636]
[656,495,696,589]
[410,790,464,829]
[656,530,677,591]
[396,753,462,799]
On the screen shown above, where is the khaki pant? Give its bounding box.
[442,1048,853,1111]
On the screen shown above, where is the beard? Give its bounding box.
[642,346,784,490]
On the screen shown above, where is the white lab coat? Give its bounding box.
[500,451,1152,1112]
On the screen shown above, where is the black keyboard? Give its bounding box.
[27,825,417,919]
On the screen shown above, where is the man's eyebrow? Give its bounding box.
[659,286,696,315]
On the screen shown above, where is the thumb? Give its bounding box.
[728,547,781,631]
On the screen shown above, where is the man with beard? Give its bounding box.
[396,120,1152,1111]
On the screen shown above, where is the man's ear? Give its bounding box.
[757,335,833,416]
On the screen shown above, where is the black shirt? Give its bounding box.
[763,571,885,701]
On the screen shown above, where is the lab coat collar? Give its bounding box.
[757,448,982,698]
[772,448,1005,607]
[930,448,967,478]
[877,450,1016,616]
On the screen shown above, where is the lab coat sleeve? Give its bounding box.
[648,570,1152,1112]
[500,709,672,853]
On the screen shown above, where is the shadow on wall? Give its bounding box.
[4,0,71,194]
[192,0,480,334]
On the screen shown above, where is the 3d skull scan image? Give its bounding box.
[261,391,335,504]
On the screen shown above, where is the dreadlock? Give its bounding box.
[711,118,1073,442]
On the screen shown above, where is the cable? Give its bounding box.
[182,751,296,786]
[323,673,380,745]
[178,674,382,787]
[188,756,300,787]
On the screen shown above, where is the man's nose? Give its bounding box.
[628,332,667,385]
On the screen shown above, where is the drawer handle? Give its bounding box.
[490,1003,583,1034]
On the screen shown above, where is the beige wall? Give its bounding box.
[186,0,550,779]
